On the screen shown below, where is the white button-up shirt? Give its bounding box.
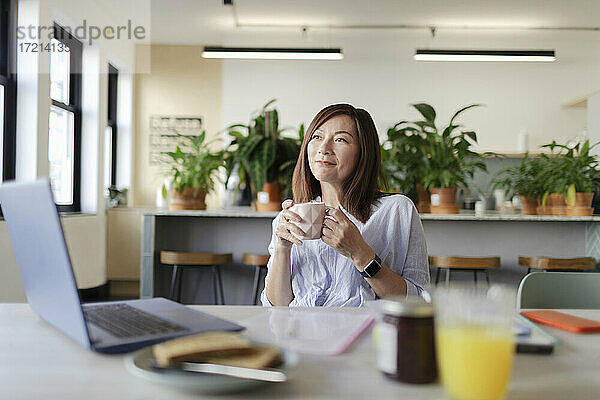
[261,194,430,307]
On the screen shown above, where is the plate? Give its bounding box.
[125,345,298,394]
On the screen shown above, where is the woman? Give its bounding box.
[261,103,429,307]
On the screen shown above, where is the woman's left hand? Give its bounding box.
[321,207,375,269]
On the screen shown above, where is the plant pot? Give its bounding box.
[565,207,594,216]
[255,182,283,212]
[573,192,594,208]
[429,187,458,214]
[169,187,207,210]
[547,193,565,206]
[417,184,431,213]
[430,187,457,205]
[520,196,537,215]
[430,204,460,214]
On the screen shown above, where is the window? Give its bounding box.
[107,64,118,187]
[0,0,17,182]
[49,24,82,212]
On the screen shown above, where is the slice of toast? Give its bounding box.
[153,332,253,367]
[202,344,282,369]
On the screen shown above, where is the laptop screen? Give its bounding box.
[0,179,92,348]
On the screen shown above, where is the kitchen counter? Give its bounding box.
[139,207,600,222]
[137,207,600,303]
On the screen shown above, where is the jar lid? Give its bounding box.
[380,296,433,317]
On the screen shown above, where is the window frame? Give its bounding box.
[51,23,82,213]
[1,0,17,182]
[107,63,118,187]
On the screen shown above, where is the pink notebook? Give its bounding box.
[241,310,375,355]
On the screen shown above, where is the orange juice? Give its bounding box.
[436,324,515,400]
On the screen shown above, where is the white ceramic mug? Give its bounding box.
[289,202,326,240]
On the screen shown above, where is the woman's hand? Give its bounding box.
[275,200,305,248]
[321,207,375,269]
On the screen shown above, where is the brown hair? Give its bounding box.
[292,103,388,223]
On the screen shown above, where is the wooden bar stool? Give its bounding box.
[243,253,270,305]
[160,251,232,305]
[518,256,596,274]
[429,256,500,286]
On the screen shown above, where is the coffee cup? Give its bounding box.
[288,202,326,240]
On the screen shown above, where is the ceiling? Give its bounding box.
[149,0,600,45]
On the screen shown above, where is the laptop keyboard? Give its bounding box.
[83,303,186,338]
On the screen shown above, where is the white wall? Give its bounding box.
[221,29,599,153]
[0,0,139,301]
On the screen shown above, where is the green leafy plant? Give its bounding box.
[224,99,303,199]
[539,140,600,206]
[492,155,545,199]
[381,121,429,199]
[163,130,225,195]
[384,103,488,191]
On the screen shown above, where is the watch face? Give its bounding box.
[365,258,381,277]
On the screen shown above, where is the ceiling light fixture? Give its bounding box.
[201,46,344,60]
[414,49,556,62]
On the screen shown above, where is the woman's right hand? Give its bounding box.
[275,199,305,248]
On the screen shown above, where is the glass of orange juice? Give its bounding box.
[434,285,516,400]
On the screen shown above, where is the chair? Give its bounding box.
[517,272,600,309]
[160,251,232,305]
[242,253,270,305]
[518,256,596,274]
[429,256,500,286]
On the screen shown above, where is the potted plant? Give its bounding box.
[224,99,302,212]
[163,131,225,211]
[540,140,600,216]
[493,155,543,215]
[388,103,487,214]
[382,122,430,212]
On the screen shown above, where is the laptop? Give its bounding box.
[0,178,244,353]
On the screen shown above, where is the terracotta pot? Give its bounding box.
[520,196,537,215]
[547,193,565,207]
[430,187,457,205]
[169,187,207,210]
[565,207,594,216]
[430,204,460,214]
[536,206,552,216]
[573,192,594,208]
[552,206,566,216]
[417,184,431,213]
[254,182,282,212]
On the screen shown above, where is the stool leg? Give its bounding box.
[169,264,180,301]
[485,270,490,286]
[473,270,478,285]
[215,265,225,305]
[445,268,450,286]
[252,266,261,305]
[211,265,219,305]
[435,268,441,286]
[177,268,184,303]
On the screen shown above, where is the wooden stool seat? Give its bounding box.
[242,253,270,305]
[429,256,500,286]
[160,251,233,305]
[519,256,596,273]
[160,251,232,266]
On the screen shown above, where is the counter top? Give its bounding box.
[140,206,279,218]
[138,207,600,221]
[420,211,600,222]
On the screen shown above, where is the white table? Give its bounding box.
[1,304,599,399]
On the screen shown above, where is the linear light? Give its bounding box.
[201,46,344,60]
[414,49,556,62]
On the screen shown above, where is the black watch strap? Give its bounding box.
[360,254,381,278]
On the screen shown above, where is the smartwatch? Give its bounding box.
[360,254,382,278]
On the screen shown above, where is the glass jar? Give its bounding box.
[377,297,437,384]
